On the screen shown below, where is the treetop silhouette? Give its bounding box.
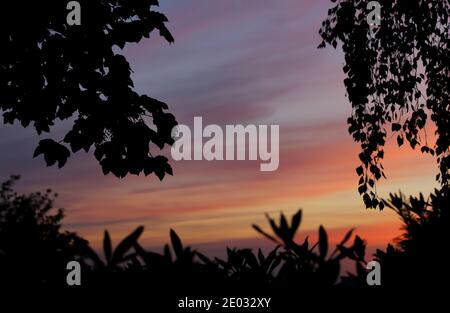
[320,0,449,208]
[0,1,177,180]
[0,175,87,286]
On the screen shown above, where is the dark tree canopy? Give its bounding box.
[0,1,177,180]
[320,0,449,209]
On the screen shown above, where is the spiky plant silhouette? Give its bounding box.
[2,175,448,294]
[83,226,144,270]
[252,210,367,287]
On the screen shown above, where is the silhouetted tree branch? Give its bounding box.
[320,0,449,208]
[1,1,177,181]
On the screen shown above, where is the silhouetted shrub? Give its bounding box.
[1,176,448,294]
[0,175,87,287]
[375,190,450,287]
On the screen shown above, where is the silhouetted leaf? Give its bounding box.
[103,230,112,264]
[252,224,278,243]
[392,123,401,132]
[33,139,71,168]
[356,166,364,176]
[290,210,302,238]
[353,235,366,261]
[339,228,355,246]
[170,229,183,259]
[111,226,144,264]
[319,225,328,260]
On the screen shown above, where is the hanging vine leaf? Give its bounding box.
[320,0,449,208]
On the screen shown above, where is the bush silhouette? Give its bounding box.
[252,210,367,288]
[374,190,450,287]
[0,176,368,291]
[1,175,448,306]
[0,175,87,287]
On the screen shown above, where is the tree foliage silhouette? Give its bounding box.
[320,0,449,208]
[0,1,177,180]
[0,175,87,286]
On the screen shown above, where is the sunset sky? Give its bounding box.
[0,0,438,255]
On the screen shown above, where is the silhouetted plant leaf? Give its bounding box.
[33,139,71,168]
[266,213,284,242]
[353,235,366,261]
[111,226,144,265]
[170,229,183,259]
[279,213,289,238]
[252,224,278,243]
[339,228,355,246]
[290,210,302,238]
[319,225,328,260]
[103,230,112,264]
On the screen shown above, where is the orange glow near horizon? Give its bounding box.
[0,0,439,257]
[62,129,437,253]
